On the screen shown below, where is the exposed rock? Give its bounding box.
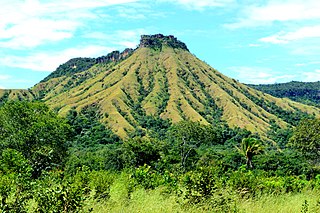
[139,34,189,51]
[96,48,134,63]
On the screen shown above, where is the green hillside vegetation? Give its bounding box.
[1,34,320,211]
[0,101,320,212]
[0,89,35,103]
[248,81,320,107]
[1,35,319,139]
[41,48,133,83]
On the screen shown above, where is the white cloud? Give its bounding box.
[302,69,320,82]
[0,45,115,72]
[248,43,261,47]
[229,66,296,84]
[0,75,11,89]
[117,7,146,19]
[0,0,138,49]
[159,0,234,10]
[0,74,11,80]
[295,61,320,67]
[225,0,320,29]
[260,26,320,44]
[0,19,77,49]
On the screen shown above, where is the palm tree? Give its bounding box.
[238,137,263,169]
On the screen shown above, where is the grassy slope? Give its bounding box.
[1,46,320,138]
[0,89,35,102]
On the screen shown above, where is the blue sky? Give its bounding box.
[1,0,320,89]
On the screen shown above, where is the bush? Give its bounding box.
[183,167,218,204]
[254,149,313,177]
[0,101,71,178]
[129,165,178,191]
[34,169,89,212]
[0,173,32,212]
[122,137,162,168]
[88,170,115,201]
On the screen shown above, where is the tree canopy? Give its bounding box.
[0,101,71,177]
[289,118,320,160]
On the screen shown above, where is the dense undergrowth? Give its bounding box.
[2,166,320,212]
[1,101,320,212]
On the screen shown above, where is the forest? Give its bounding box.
[248,81,320,107]
[0,101,320,212]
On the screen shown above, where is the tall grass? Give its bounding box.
[82,173,320,213]
[84,172,184,213]
[237,190,320,213]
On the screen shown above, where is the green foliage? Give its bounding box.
[0,149,32,177]
[41,49,134,84]
[65,144,125,174]
[183,167,218,204]
[41,57,96,83]
[289,118,320,160]
[182,166,238,212]
[164,121,231,172]
[1,98,320,212]
[0,91,9,105]
[130,165,165,190]
[0,173,32,212]
[0,101,71,178]
[65,106,123,173]
[249,81,320,107]
[197,145,245,172]
[122,137,162,168]
[34,167,111,212]
[239,87,314,126]
[67,106,120,147]
[88,170,115,201]
[140,34,189,51]
[34,175,86,213]
[138,115,172,140]
[254,149,313,177]
[267,121,293,148]
[168,121,224,146]
[238,137,264,169]
[228,168,310,197]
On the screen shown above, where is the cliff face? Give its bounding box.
[139,34,189,51]
[96,48,134,63]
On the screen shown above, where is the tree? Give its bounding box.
[238,137,263,169]
[164,121,226,172]
[0,101,71,177]
[289,118,320,160]
[66,107,120,147]
[166,121,206,172]
[122,137,162,168]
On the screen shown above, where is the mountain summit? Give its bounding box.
[0,34,319,138]
[139,34,189,51]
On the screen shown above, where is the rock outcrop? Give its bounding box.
[96,48,134,63]
[139,34,189,51]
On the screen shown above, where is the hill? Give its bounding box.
[1,34,320,138]
[248,81,320,107]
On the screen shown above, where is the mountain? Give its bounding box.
[248,81,320,107]
[1,34,320,138]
